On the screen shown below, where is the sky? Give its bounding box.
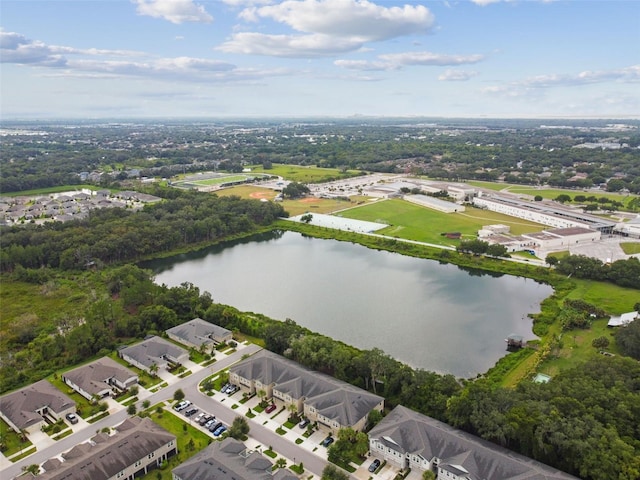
[1,0,639,119]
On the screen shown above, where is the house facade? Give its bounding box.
[62,357,138,401]
[0,380,76,433]
[369,406,578,480]
[36,417,177,480]
[230,350,383,435]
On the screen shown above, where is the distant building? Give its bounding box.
[36,416,177,480]
[166,318,232,349]
[607,311,638,327]
[404,194,465,213]
[369,405,578,480]
[62,357,138,401]
[0,380,76,433]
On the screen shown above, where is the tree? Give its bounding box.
[127,404,137,415]
[545,256,559,267]
[322,464,349,480]
[422,471,436,480]
[555,194,572,203]
[275,458,287,469]
[149,363,159,378]
[300,213,313,223]
[142,399,151,409]
[486,244,508,257]
[615,318,640,360]
[173,388,185,402]
[534,195,543,201]
[228,416,250,439]
[282,182,310,199]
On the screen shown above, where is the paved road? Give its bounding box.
[1,343,278,479]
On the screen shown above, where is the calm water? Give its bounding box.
[144,231,552,377]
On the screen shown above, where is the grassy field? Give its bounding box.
[336,199,546,246]
[0,418,33,457]
[214,185,366,216]
[248,163,361,183]
[620,242,640,254]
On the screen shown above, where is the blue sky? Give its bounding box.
[1,0,639,119]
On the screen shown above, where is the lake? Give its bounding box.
[144,231,553,378]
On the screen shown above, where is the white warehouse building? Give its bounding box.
[404,194,465,213]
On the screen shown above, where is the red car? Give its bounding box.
[265,404,277,413]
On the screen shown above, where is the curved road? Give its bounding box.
[3,343,333,480]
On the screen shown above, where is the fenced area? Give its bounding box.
[171,172,273,191]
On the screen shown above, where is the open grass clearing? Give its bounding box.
[215,184,364,216]
[565,278,638,315]
[0,418,33,457]
[337,199,546,246]
[620,242,640,254]
[248,163,362,184]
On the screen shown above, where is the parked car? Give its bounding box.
[209,422,223,432]
[368,459,381,473]
[213,425,227,437]
[265,404,277,414]
[199,414,213,426]
[174,400,191,411]
[66,413,79,424]
[227,385,239,395]
[184,408,198,417]
[194,412,205,423]
[205,419,216,429]
[221,383,231,393]
[298,418,310,428]
[321,436,334,447]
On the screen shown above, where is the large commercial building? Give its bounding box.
[369,406,578,480]
[404,194,465,213]
[473,193,615,233]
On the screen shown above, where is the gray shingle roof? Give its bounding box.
[166,318,231,346]
[173,438,275,480]
[369,406,578,480]
[63,357,137,397]
[0,380,75,430]
[119,336,187,368]
[38,417,175,480]
[231,350,383,428]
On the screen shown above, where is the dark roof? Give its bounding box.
[231,350,383,428]
[119,335,187,368]
[63,357,137,396]
[0,380,75,430]
[173,438,276,480]
[369,406,579,480]
[38,417,175,480]
[166,318,232,346]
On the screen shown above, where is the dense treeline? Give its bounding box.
[2,120,639,195]
[0,188,286,272]
[446,359,640,479]
[553,254,640,289]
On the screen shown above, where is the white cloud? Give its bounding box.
[483,65,640,97]
[438,69,478,81]
[133,0,213,24]
[245,0,435,40]
[218,32,364,57]
[224,0,435,57]
[334,51,485,72]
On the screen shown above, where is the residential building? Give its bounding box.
[230,350,383,434]
[62,357,138,401]
[35,416,177,480]
[172,437,298,480]
[0,380,76,433]
[166,318,233,349]
[369,405,578,480]
[118,336,189,372]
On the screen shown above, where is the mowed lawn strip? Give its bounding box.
[336,199,546,246]
[248,164,361,183]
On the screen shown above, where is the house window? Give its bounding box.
[167,441,174,447]
[134,460,142,467]
[116,471,125,478]
[148,452,155,459]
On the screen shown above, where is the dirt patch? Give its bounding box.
[299,197,321,203]
[249,191,274,199]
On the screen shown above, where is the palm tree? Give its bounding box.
[257,389,267,407]
[149,362,159,378]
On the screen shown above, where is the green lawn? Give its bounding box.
[2,184,106,196]
[249,164,361,184]
[337,199,546,246]
[620,242,640,254]
[0,418,33,457]
[566,278,639,315]
[138,407,213,480]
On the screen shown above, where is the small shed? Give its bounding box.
[506,334,524,350]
